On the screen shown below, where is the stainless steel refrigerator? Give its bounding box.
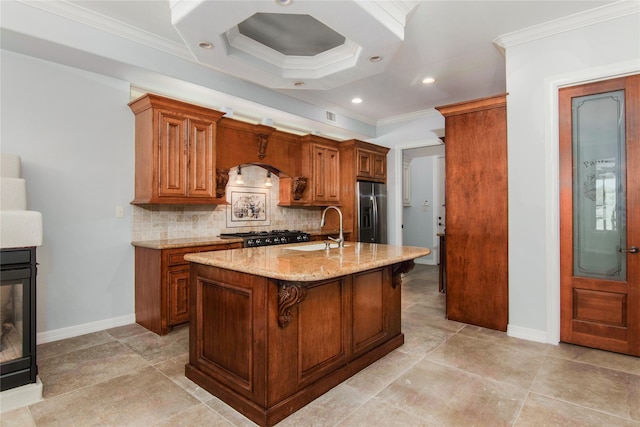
[357,181,387,243]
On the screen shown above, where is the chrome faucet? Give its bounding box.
[320,206,344,247]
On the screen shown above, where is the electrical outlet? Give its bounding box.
[115,206,125,218]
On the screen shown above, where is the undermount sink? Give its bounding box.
[285,243,350,251]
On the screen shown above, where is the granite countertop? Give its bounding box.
[131,230,345,250]
[184,242,431,281]
[131,236,242,249]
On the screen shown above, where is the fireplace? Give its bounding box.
[0,248,37,391]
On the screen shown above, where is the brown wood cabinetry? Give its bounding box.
[134,242,241,335]
[436,94,508,332]
[129,94,226,205]
[310,140,340,205]
[356,147,387,181]
[280,135,341,207]
[339,140,389,241]
[185,263,403,426]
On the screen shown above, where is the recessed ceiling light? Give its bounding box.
[422,77,436,84]
[293,81,305,86]
[198,41,214,49]
[275,0,293,5]
[352,98,363,104]
[368,55,382,62]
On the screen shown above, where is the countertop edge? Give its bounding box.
[131,230,345,250]
[185,244,431,282]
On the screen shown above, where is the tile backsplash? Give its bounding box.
[132,165,322,241]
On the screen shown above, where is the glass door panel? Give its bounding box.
[572,90,626,280]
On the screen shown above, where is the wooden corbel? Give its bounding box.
[278,282,307,328]
[255,124,275,160]
[391,260,415,288]
[292,176,307,200]
[215,168,229,198]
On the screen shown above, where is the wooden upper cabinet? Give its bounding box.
[311,142,340,205]
[356,147,387,182]
[129,94,225,205]
[281,135,341,207]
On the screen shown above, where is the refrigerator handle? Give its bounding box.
[371,195,377,242]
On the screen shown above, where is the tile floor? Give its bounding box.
[2,264,639,426]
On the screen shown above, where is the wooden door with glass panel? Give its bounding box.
[559,74,639,356]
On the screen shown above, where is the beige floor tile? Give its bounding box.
[343,368,398,397]
[400,324,451,355]
[205,397,259,427]
[37,330,115,360]
[29,366,200,427]
[155,403,235,427]
[37,340,150,397]
[336,397,433,426]
[531,356,640,421]
[119,324,189,364]
[515,392,639,427]
[457,325,552,355]
[274,383,369,427]
[546,343,640,376]
[0,407,37,427]
[154,354,215,402]
[358,348,424,383]
[424,332,545,389]
[378,359,528,426]
[105,322,150,340]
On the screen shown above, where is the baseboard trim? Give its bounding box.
[507,324,553,344]
[37,314,136,344]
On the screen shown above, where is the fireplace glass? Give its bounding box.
[0,248,37,391]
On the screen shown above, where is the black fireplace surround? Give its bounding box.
[0,247,37,391]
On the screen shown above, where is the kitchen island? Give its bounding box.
[184,242,430,426]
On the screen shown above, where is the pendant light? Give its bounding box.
[234,165,244,185]
[264,170,273,187]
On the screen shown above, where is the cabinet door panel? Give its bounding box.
[352,268,386,354]
[313,146,327,201]
[326,148,340,202]
[158,112,188,197]
[298,279,348,385]
[312,144,340,204]
[168,267,190,326]
[373,154,386,180]
[188,119,215,198]
[357,149,372,178]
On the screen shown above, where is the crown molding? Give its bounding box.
[494,0,639,50]
[377,108,442,127]
[19,0,192,60]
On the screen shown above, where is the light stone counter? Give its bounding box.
[184,242,431,281]
[131,236,241,249]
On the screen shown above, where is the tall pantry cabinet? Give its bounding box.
[436,94,508,332]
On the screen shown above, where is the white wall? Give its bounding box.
[1,50,135,341]
[371,112,445,246]
[503,8,640,343]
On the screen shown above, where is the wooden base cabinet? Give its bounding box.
[134,243,241,335]
[186,263,405,426]
[436,94,508,332]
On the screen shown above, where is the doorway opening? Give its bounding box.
[395,142,445,265]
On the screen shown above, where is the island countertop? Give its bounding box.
[184,242,431,281]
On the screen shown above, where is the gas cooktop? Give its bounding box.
[219,230,310,247]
